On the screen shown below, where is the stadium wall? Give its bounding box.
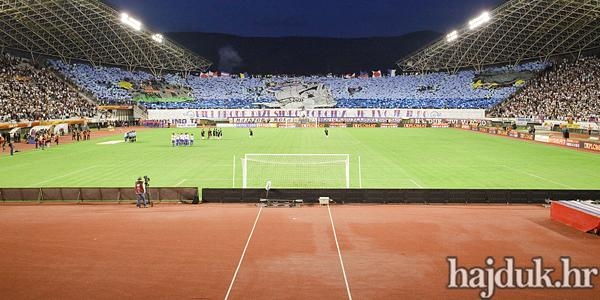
[458,124,600,153]
[0,187,198,203]
[201,188,600,204]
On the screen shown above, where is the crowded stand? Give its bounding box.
[50,59,548,110]
[49,60,154,105]
[489,56,600,121]
[0,53,97,122]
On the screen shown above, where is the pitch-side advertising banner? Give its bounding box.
[148,109,485,122]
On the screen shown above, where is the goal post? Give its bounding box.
[242,154,350,188]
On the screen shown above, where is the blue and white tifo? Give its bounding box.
[50,60,548,110]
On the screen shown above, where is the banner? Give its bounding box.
[583,142,600,152]
[148,109,485,122]
[565,139,581,148]
[98,105,133,110]
[176,123,197,128]
[402,123,429,128]
[535,135,550,143]
[549,136,566,145]
[352,123,377,128]
[519,133,534,140]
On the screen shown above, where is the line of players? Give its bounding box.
[171,132,194,147]
[202,128,223,140]
[171,128,224,147]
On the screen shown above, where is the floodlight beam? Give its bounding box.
[120,12,142,31]
[468,12,491,30]
[446,30,459,42]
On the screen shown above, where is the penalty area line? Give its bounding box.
[175,179,186,187]
[500,165,574,189]
[409,179,423,188]
[328,205,353,300]
[224,206,263,300]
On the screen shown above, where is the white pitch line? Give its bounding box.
[175,179,186,187]
[27,165,97,187]
[409,179,423,188]
[224,206,263,300]
[327,205,353,300]
[500,165,574,189]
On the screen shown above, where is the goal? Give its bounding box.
[242,154,350,188]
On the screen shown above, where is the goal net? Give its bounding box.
[242,154,350,188]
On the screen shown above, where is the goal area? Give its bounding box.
[242,154,350,188]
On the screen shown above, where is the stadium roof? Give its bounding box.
[0,0,211,72]
[397,0,600,73]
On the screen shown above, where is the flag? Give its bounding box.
[118,81,133,90]
[239,73,245,79]
[207,71,214,77]
[221,72,230,77]
[472,80,483,89]
[372,70,382,78]
[388,69,396,77]
[200,72,209,78]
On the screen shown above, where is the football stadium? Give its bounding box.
[1,0,599,299]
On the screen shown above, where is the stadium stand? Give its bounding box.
[489,56,600,121]
[0,53,97,122]
[0,0,212,123]
[49,60,154,104]
[398,0,600,73]
[1,0,597,119]
[0,0,211,72]
[50,59,548,110]
[394,0,600,121]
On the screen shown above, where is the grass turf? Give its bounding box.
[1,128,599,189]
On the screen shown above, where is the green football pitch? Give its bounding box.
[1,128,599,189]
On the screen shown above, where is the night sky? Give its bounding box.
[105,0,503,38]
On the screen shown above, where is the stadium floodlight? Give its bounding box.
[468,12,491,30]
[120,12,142,31]
[151,33,164,43]
[446,30,458,42]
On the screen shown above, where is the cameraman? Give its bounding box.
[135,177,147,208]
[143,176,153,207]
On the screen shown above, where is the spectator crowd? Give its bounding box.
[489,56,600,121]
[51,59,548,111]
[0,53,97,122]
[13,50,598,123]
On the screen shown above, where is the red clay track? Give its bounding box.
[0,204,598,299]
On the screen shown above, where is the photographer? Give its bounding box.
[135,177,147,208]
